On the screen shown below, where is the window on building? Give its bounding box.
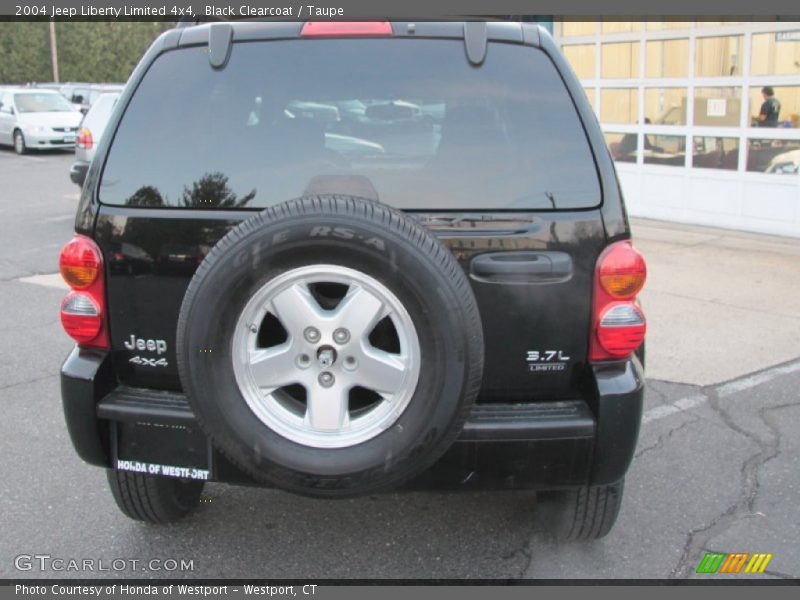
[746,138,800,174]
[601,22,641,34]
[644,88,688,125]
[604,132,638,163]
[692,136,740,170]
[695,36,743,76]
[642,135,686,166]
[561,22,597,37]
[563,44,596,79]
[751,31,800,76]
[645,39,689,78]
[748,85,800,128]
[693,87,742,127]
[602,42,640,78]
[600,88,639,123]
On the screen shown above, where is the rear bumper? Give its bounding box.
[61,347,644,490]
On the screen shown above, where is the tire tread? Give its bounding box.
[539,479,624,542]
[106,470,203,524]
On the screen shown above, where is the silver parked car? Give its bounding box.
[62,83,125,114]
[0,88,82,154]
[70,92,120,186]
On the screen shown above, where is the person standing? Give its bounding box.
[755,87,781,127]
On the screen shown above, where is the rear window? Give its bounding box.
[100,39,600,211]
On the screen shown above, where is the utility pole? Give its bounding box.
[49,20,59,83]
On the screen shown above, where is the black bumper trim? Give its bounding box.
[98,386,195,426]
[98,387,596,443]
[460,400,594,441]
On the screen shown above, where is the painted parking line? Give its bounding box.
[642,359,800,426]
[641,394,707,425]
[716,361,800,397]
[0,154,48,163]
[17,273,68,290]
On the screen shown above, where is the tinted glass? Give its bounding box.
[100,40,600,211]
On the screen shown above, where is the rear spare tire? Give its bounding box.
[177,195,483,496]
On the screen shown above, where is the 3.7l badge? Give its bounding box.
[526,349,570,372]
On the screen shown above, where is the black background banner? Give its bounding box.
[3,0,800,18]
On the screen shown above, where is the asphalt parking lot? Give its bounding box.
[0,148,798,580]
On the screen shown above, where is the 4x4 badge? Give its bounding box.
[129,356,168,368]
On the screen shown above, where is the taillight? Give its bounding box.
[590,241,647,362]
[59,235,109,349]
[60,293,103,343]
[59,235,101,288]
[300,21,393,37]
[598,241,646,299]
[77,127,93,150]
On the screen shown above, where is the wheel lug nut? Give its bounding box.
[333,328,350,344]
[318,372,335,388]
[304,327,321,343]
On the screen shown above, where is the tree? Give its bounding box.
[181,173,256,208]
[0,21,174,84]
[0,23,50,83]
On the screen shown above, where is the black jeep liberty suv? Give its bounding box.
[59,20,647,540]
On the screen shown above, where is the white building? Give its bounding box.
[555,20,800,237]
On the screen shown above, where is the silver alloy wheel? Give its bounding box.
[232,265,421,449]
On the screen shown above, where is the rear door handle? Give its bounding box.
[470,251,573,284]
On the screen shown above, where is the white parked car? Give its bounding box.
[765,148,800,175]
[0,88,82,154]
